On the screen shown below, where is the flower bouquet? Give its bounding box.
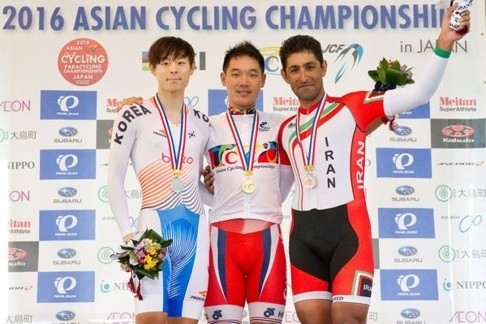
[368,58,414,91]
[368,58,415,130]
[111,228,173,300]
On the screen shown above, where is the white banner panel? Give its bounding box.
[2,0,485,323]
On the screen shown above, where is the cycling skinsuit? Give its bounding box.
[278,53,449,305]
[204,109,291,323]
[108,97,210,318]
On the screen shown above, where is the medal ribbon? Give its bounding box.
[153,93,187,175]
[226,110,259,176]
[295,95,327,171]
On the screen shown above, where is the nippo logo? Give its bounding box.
[58,38,108,86]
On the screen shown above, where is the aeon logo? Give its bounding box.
[57,96,80,113]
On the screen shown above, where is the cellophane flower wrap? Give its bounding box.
[368,58,415,130]
[111,228,172,300]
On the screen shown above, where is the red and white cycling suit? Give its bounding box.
[278,53,449,305]
[204,109,293,323]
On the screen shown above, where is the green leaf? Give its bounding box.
[385,69,406,85]
[135,267,156,280]
[368,70,379,82]
[378,58,388,70]
[389,60,401,70]
[378,69,387,83]
[160,239,173,248]
[142,229,173,247]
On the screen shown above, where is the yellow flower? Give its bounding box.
[147,245,157,256]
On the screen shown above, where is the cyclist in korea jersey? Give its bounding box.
[277,5,471,324]
[107,36,210,324]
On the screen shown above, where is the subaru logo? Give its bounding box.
[57,248,76,259]
[58,127,78,137]
[398,246,417,256]
[56,310,75,321]
[58,187,77,197]
[396,185,414,195]
[394,125,412,136]
[401,308,420,319]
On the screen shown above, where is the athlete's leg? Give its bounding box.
[168,317,199,324]
[294,299,332,324]
[204,226,247,323]
[159,206,209,320]
[289,209,334,324]
[246,225,287,324]
[330,199,373,324]
[136,311,167,324]
[332,302,368,324]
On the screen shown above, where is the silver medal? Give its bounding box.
[302,173,317,189]
[171,177,184,193]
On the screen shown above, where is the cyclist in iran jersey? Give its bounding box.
[277,5,471,324]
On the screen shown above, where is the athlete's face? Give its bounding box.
[281,51,327,107]
[221,55,266,111]
[151,56,195,94]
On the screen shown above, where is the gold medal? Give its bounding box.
[242,177,256,194]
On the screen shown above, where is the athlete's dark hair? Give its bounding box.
[222,41,264,74]
[148,36,196,68]
[279,35,324,71]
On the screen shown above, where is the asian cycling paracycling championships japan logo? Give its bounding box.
[58,38,108,86]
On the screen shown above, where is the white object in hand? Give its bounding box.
[449,0,473,30]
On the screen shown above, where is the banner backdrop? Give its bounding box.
[2,0,485,323]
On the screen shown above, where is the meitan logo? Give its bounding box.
[58,38,108,86]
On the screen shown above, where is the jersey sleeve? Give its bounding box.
[107,105,139,239]
[384,52,448,116]
[277,116,293,167]
[279,164,294,202]
[334,92,386,132]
